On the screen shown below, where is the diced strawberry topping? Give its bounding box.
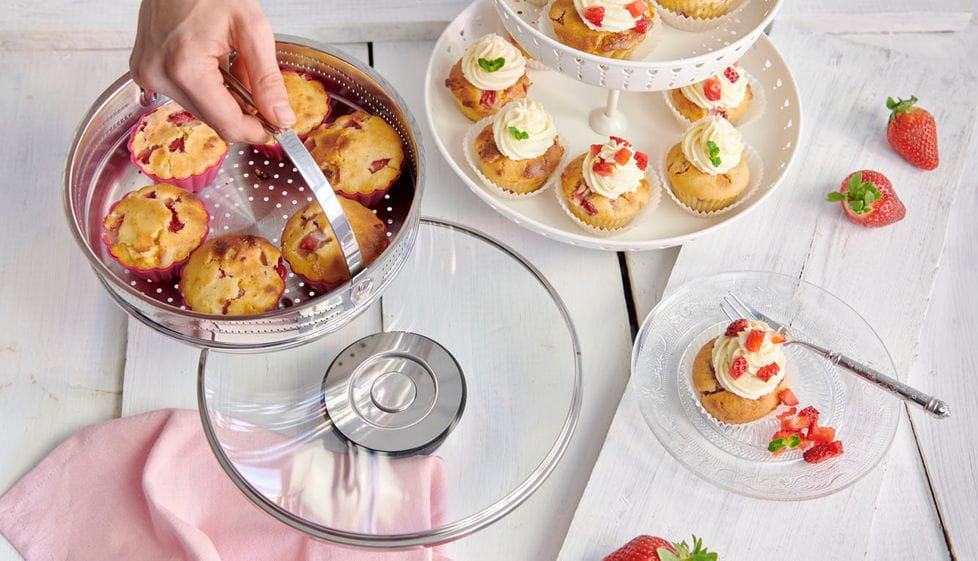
[724,66,740,83]
[614,148,633,166]
[634,151,648,171]
[809,425,836,444]
[583,6,605,26]
[625,0,646,17]
[756,362,780,382]
[798,406,820,431]
[803,440,843,464]
[167,111,195,125]
[771,333,787,344]
[744,329,765,352]
[590,143,603,156]
[724,318,749,336]
[479,89,497,109]
[729,356,748,380]
[776,407,797,420]
[368,158,390,174]
[274,257,287,280]
[609,136,631,147]
[778,388,799,406]
[168,137,185,153]
[634,14,650,34]
[592,160,615,176]
[703,77,722,102]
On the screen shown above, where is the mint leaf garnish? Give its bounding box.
[787,434,802,448]
[508,126,529,140]
[707,140,722,167]
[768,438,786,452]
[478,57,506,72]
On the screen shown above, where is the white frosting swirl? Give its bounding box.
[680,65,748,110]
[461,34,526,91]
[492,100,558,160]
[712,320,787,400]
[582,138,645,199]
[573,0,644,32]
[681,115,744,175]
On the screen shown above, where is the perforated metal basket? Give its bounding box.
[64,36,424,351]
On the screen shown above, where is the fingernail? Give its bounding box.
[273,102,296,128]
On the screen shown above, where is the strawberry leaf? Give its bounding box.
[826,192,846,202]
[478,57,506,72]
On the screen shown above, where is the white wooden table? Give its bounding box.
[1,2,976,560]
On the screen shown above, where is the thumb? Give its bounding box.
[234,22,295,129]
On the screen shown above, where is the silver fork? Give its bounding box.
[720,292,950,419]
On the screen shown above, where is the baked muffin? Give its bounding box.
[101,183,209,282]
[656,0,737,20]
[559,136,651,230]
[128,102,228,193]
[251,69,331,160]
[549,0,656,60]
[666,115,749,213]
[305,110,405,207]
[473,100,565,195]
[669,64,752,123]
[693,319,789,424]
[445,33,531,121]
[281,198,388,292]
[179,235,286,315]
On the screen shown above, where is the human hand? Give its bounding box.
[129,0,296,144]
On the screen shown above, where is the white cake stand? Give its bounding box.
[425,0,800,250]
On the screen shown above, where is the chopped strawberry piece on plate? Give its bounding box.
[778,388,799,406]
[804,440,844,464]
[776,407,797,420]
[809,425,836,444]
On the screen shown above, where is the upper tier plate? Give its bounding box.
[495,0,782,90]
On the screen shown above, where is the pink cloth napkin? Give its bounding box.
[0,409,449,561]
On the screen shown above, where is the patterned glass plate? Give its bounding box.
[632,271,901,500]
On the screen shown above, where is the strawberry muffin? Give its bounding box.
[693,319,789,425]
[128,102,228,192]
[281,198,388,292]
[445,33,531,121]
[559,136,652,231]
[305,110,405,207]
[179,235,286,315]
[549,0,656,60]
[656,0,737,20]
[101,183,209,282]
[473,99,565,195]
[251,69,331,160]
[666,115,749,213]
[669,64,752,124]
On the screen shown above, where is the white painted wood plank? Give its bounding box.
[777,0,974,34]
[371,40,634,561]
[560,26,975,560]
[0,49,133,560]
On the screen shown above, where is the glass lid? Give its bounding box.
[197,218,582,549]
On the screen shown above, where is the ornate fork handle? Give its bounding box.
[790,340,950,418]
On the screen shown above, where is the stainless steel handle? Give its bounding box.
[794,341,950,418]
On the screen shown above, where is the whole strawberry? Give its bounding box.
[826,170,905,228]
[886,96,939,170]
[604,535,717,561]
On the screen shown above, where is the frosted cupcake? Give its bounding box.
[657,0,737,20]
[101,183,209,282]
[666,115,749,212]
[668,64,752,124]
[692,319,789,424]
[473,99,565,195]
[179,235,286,315]
[549,0,656,60]
[251,69,331,160]
[128,102,228,193]
[445,33,530,121]
[559,136,651,230]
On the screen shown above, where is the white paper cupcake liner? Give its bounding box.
[660,143,764,218]
[553,159,663,236]
[662,72,766,129]
[463,114,568,200]
[653,0,750,32]
[538,0,663,61]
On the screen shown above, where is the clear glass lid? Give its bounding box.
[197,218,582,548]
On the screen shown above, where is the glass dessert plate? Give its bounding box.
[197,219,582,548]
[632,271,901,500]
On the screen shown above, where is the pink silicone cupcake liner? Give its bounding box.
[336,186,393,208]
[127,114,229,193]
[248,67,332,161]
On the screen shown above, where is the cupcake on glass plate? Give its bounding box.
[179,235,286,315]
[128,102,228,193]
[665,114,751,213]
[251,69,331,160]
[305,110,405,207]
[549,0,657,60]
[281,198,388,292]
[469,99,565,197]
[692,318,789,425]
[667,63,753,124]
[445,33,530,121]
[101,183,210,282]
[559,136,654,232]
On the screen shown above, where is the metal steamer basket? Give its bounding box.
[64,36,423,351]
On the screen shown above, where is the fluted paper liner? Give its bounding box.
[661,143,763,218]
